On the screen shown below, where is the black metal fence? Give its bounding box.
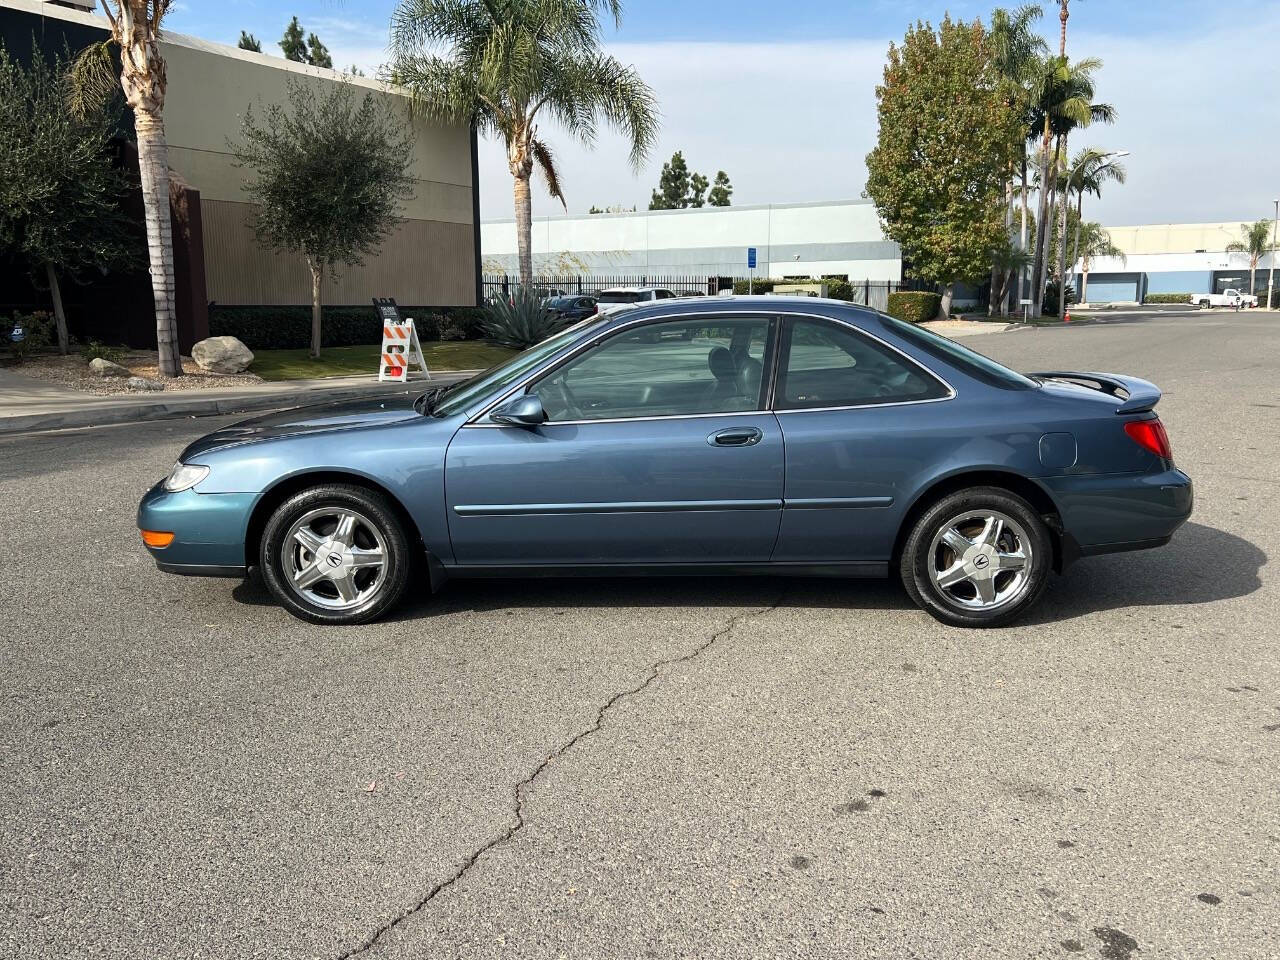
[482,274,907,311]
[483,274,720,300]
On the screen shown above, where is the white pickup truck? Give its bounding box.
[1191,289,1257,308]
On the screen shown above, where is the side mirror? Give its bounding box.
[490,393,546,427]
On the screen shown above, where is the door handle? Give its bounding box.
[708,426,763,447]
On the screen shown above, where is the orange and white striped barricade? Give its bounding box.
[378,318,430,383]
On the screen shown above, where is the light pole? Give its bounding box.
[1268,199,1278,311]
[1060,149,1129,319]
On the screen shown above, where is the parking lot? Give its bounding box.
[2,308,1277,959]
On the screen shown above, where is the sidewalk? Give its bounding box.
[0,366,475,436]
[921,319,1026,336]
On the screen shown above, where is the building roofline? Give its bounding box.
[480,198,876,226]
[1,0,403,96]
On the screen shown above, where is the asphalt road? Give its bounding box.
[2,308,1277,959]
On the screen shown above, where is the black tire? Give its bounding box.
[899,486,1053,628]
[259,483,413,625]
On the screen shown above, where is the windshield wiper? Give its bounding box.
[415,385,448,416]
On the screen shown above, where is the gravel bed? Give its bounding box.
[16,352,264,395]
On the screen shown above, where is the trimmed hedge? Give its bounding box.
[886,291,941,324]
[208,305,488,350]
[1143,293,1193,304]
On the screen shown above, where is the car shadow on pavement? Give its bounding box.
[393,575,914,622]
[1028,521,1265,624]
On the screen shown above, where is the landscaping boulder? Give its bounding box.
[192,336,254,374]
[127,376,164,392]
[89,357,131,378]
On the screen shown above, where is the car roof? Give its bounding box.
[594,294,877,325]
[598,286,673,293]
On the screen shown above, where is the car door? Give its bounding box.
[770,315,954,565]
[445,314,783,566]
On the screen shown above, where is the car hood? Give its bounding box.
[180,394,421,460]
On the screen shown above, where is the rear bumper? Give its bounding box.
[137,483,256,574]
[1041,467,1192,559]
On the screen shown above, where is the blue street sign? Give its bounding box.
[747,247,757,269]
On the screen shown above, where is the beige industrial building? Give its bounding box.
[1,0,479,346]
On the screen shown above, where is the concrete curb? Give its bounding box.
[0,375,472,437]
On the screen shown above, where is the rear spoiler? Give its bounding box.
[1030,371,1161,414]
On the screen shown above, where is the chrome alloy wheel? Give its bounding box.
[282,507,388,611]
[928,509,1033,611]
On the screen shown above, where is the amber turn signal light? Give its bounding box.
[140,530,175,548]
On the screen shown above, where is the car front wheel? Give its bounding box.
[260,484,412,625]
[900,487,1052,628]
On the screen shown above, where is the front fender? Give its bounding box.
[188,415,463,564]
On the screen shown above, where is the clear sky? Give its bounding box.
[167,0,1280,226]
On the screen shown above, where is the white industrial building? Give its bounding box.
[481,200,902,281]
[1076,221,1278,304]
[483,200,1277,307]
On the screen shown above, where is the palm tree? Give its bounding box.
[1225,220,1274,301]
[989,5,1047,314]
[1026,55,1114,315]
[391,0,658,286]
[72,1,182,377]
[1076,221,1123,303]
[1064,147,1126,295]
[1057,0,1070,56]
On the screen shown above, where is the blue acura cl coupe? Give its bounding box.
[138,297,1192,627]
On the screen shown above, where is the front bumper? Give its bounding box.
[1041,467,1193,557]
[136,483,257,576]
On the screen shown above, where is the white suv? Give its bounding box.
[595,287,679,314]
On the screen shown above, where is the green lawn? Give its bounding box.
[249,342,517,382]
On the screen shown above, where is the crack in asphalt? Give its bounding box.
[333,597,783,960]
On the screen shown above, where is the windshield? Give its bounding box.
[427,318,604,417]
[876,313,1036,390]
[597,291,646,304]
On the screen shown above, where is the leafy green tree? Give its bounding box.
[708,170,732,206]
[391,0,658,286]
[649,150,691,209]
[238,31,262,52]
[650,151,727,209]
[864,16,1022,316]
[688,171,709,208]
[1225,220,1275,298]
[306,33,333,69]
[231,80,414,357]
[280,16,307,61]
[0,44,139,354]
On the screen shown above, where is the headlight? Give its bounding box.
[162,462,210,492]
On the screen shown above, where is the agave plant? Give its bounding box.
[481,286,569,349]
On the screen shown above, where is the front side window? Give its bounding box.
[777,318,949,410]
[431,319,604,418]
[534,317,772,422]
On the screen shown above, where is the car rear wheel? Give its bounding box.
[900,487,1052,628]
[260,484,412,625]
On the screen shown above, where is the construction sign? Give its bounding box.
[374,298,430,383]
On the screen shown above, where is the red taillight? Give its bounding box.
[1124,418,1172,459]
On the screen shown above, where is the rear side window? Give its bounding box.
[776,318,950,410]
[598,291,644,304]
[876,313,1036,390]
